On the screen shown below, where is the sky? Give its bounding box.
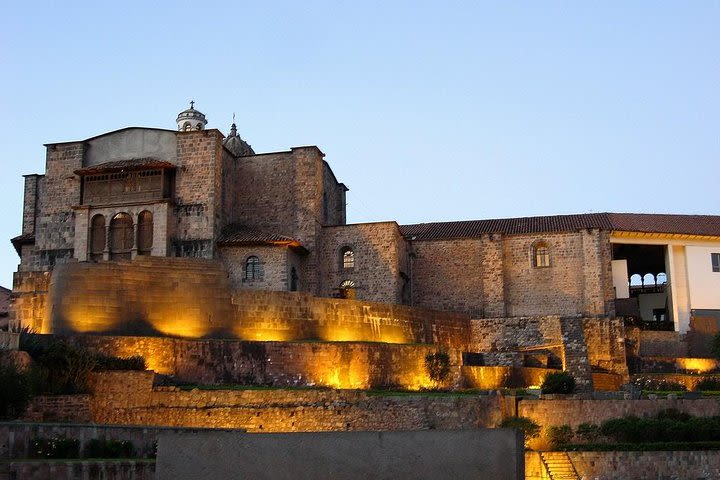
[0,1,718,288]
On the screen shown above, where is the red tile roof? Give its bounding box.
[74,158,176,175]
[400,213,720,240]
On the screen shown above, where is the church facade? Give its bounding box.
[11,105,720,333]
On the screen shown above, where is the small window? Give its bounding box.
[339,279,356,299]
[89,214,106,262]
[244,256,263,281]
[290,267,298,291]
[712,253,720,273]
[533,241,550,268]
[341,247,354,269]
[137,210,153,256]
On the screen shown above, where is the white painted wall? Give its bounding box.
[612,260,630,298]
[686,245,720,309]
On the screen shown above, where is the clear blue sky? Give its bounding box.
[0,1,718,288]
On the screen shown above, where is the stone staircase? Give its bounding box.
[559,316,594,392]
[540,451,579,480]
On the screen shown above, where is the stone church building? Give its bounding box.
[10,104,720,334]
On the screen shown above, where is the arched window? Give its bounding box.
[137,210,153,256]
[339,279,356,299]
[643,273,655,286]
[656,273,667,285]
[532,241,550,268]
[109,212,133,261]
[183,122,192,131]
[244,256,263,281]
[629,274,643,286]
[89,214,106,262]
[341,247,354,269]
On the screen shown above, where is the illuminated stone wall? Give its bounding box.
[62,336,462,390]
[87,372,503,432]
[45,258,470,348]
[11,271,50,331]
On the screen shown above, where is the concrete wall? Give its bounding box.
[84,128,177,166]
[156,429,524,480]
[686,245,720,309]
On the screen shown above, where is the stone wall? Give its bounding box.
[526,451,720,480]
[11,271,50,332]
[411,237,501,318]
[583,318,628,379]
[319,222,408,305]
[87,372,504,432]
[23,395,92,423]
[40,258,470,348]
[219,244,290,291]
[518,398,720,430]
[469,317,563,353]
[637,330,689,357]
[64,337,463,389]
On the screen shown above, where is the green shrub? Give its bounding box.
[500,416,541,446]
[541,371,576,394]
[83,438,135,458]
[547,425,573,449]
[30,435,80,459]
[93,354,146,371]
[695,378,720,391]
[0,362,31,420]
[632,376,687,392]
[425,351,450,383]
[35,342,96,394]
[576,423,601,443]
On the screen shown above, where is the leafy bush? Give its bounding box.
[30,435,80,459]
[34,342,96,394]
[500,416,541,447]
[576,423,601,443]
[541,371,576,394]
[93,354,146,371]
[83,438,135,458]
[600,411,720,444]
[0,362,31,420]
[425,351,450,383]
[695,378,720,391]
[547,425,573,449]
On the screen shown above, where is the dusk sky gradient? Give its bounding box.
[0,1,717,288]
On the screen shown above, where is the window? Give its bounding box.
[109,213,133,261]
[244,256,263,281]
[137,210,153,256]
[533,241,550,268]
[89,214,106,262]
[712,253,720,273]
[341,247,354,269]
[339,279,356,299]
[290,267,298,291]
